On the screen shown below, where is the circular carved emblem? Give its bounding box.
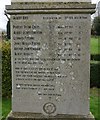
[43,102,56,115]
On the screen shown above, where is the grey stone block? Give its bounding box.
[6,111,95,120]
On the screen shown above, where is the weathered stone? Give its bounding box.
[6,1,95,120]
[9,13,91,115]
[6,3,95,14]
[7,111,95,120]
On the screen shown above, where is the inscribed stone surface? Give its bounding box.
[11,14,90,116]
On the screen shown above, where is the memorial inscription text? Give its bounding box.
[12,14,89,106]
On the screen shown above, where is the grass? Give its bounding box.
[1,88,100,120]
[0,100,2,120]
[2,98,11,120]
[90,36,100,54]
[90,88,100,120]
[90,61,100,64]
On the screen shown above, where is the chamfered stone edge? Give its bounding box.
[6,111,95,120]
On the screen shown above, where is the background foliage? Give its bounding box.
[2,40,11,98]
[92,16,100,36]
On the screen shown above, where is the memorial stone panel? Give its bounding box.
[11,14,90,115]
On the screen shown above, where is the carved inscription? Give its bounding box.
[12,14,88,98]
[12,14,90,114]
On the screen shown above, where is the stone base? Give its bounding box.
[6,111,95,120]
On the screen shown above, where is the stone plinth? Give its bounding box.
[7,112,95,120]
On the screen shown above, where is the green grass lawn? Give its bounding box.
[1,88,100,120]
[0,100,2,120]
[90,36,100,54]
[90,88,100,120]
[2,98,11,120]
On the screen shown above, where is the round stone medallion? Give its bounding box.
[43,102,56,115]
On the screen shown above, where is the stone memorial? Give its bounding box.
[6,0,95,120]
